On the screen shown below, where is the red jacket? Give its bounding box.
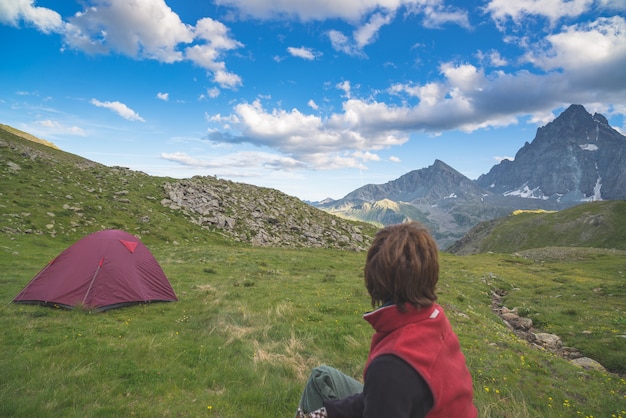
[364,303,477,418]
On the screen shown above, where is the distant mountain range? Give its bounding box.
[314,104,626,249]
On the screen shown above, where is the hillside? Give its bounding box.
[0,123,60,149]
[0,124,375,250]
[447,201,626,254]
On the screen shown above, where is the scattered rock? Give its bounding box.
[531,332,562,351]
[569,357,606,372]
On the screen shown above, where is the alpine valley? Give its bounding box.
[314,104,626,249]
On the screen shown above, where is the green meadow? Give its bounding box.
[1,126,624,416]
[1,234,624,417]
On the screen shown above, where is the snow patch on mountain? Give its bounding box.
[504,183,549,200]
[582,176,603,202]
[580,143,599,151]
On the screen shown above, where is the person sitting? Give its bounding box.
[296,222,478,418]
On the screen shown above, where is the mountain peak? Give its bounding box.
[476,104,626,201]
[561,103,588,118]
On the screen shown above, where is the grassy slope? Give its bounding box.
[452,202,626,254]
[1,125,625,417]
[1,237,624,417]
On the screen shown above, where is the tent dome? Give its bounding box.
[13,230,177,311]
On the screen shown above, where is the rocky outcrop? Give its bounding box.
[161,176,373,250]
[491,289,606,372]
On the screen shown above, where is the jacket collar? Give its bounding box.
[363,303,440,333]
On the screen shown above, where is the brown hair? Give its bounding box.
[364,222,438,311]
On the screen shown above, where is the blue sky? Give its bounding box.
[1,0,625,201]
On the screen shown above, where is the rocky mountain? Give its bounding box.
[317,105,626,249]
[319,160,511,248]
[342,159,487,203]
[476,104,626,202]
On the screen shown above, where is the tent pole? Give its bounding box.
[82,258,103,307]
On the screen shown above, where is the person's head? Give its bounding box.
[364,222,438,312]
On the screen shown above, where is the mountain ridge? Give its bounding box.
[317,104,626,248]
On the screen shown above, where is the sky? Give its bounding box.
[1,0,625,202]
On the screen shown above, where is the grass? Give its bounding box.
[1,234,625,417]
[473,201,626,253]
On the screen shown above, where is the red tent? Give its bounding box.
[13,230,177,311]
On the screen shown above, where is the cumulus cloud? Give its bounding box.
[0,0,63,33]
[203,24,626,171]
[90,99,145,122]
[184,17,243,88]
[157,92,169,101]
[63,0,193,62]
[203,98,408,169]
[10,1,243,89]
[524,16,626,75]
[485,0,594,27]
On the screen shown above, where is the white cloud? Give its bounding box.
[161,150,305,172]
[485,0,594,26]
[157,92,169,101]
[184,17,243,88]
[308,99,319,110]
[200,36,625,167]
[494,156,514,162]
[524,16,626,74]
[476,49,508,67]
[328,29,364,57]
[418,3,470,29]
[213,0,469,28]
[598,0,626,11]
[212,1,467,56]
[336,81,352,98]
[34,119,86,136]
[64,0,193,62]
[287,46,319,60]
[213,0,394,21]
[0,0,63,33]
[204,98,408,169]
[21,1,243,89]
[207,87,221,99]
[389,156,401,163]
[90,99,145,122]
[353,11,394,48]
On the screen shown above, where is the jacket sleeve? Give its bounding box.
[323,354,433,418]
[362,354,433,418]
